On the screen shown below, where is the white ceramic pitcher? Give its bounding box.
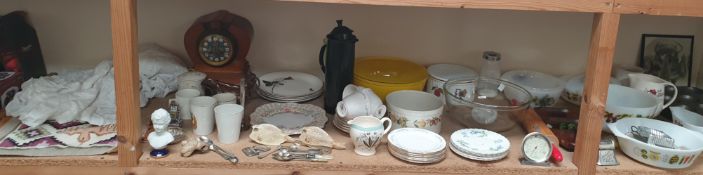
[628,73,678,116]
[347,116,392,156]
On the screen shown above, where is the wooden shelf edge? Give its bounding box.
[279,0,614,13]
[615,0,703,17]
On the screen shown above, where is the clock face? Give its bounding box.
[522,133,552,163]
[198,34,235,67]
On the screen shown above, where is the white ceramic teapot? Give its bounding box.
[336,84,387,118]
[628,73,678,116]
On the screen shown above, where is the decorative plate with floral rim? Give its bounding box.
[450,128,510,159]
[250,103,327,135]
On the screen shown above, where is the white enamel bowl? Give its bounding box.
[670,106,703,134]
[386,90,444,133]
[501,70,565,107]
[561,74,620,105]
[608,118,703,169]
[604,84,659,123]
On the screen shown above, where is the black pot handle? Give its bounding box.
[319,44,327,73]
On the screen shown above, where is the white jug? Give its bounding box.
[628,73,678,116]
[347,116,392,156]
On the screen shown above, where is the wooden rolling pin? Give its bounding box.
[515,109,559,143]
[514,108,563,163]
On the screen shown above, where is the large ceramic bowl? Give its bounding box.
[386,90,443,133]
[501,70,565,107]
[354,57,428,102]
[605,84,659,123]
[561,74,620,105]
[425,64,477,101]
[670,106,703,134]
[444,77,531,132]
[608,118,703,169]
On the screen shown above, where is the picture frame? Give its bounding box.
[638,34,695,86]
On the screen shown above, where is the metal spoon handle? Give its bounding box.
[210,144,239,164]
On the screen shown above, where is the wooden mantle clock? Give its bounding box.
[184,10,253,85]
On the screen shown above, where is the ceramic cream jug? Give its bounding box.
[628,73,678,116]
[348,116,392,156]
[336,84,386,118]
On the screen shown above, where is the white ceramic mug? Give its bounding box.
[178,71,207,95]
[336,85,387,118]
[214,103,244,144]
[348,116,392,156]
[386,90,444,133]
[213,93,237,105]
[190,96,217,136]
[175,89,201,120]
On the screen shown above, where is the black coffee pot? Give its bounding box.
[319,20,358,114]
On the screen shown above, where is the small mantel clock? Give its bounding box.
[184,10,253,85]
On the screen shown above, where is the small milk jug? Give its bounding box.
[347,116,392,156]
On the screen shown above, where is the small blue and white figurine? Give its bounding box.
[148,108,175,158]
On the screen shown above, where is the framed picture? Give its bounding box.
[639,34,694,86]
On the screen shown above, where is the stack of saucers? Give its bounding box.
[449,128,510,161]
[332,114,351,133]
[256,71,323,103]
[387,128,447,164]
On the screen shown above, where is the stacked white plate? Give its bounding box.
[332,114,351,133]
[449,128,510,161]
[256,71,323,103]
[387,128,447,164]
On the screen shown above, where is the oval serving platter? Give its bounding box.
[250,103,327,135]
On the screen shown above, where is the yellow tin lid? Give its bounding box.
[354,57,428,84]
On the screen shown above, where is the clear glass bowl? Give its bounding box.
[443,77,532,132]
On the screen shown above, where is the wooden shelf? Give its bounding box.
[614,0,703,17]
[138,96,577,174]
[0,154,117,167]
[136,95,703,174]
[282,0,703,17]
[281,0,614,13]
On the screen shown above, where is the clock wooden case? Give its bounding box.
[185,10,253,85]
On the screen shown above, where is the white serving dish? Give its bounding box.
[426,64,477,100]
[449,129,510,161]
[670,106,703,134]
[388,128,446,154]
[604,84,659,123]
[608,117,703,169]
[501,70,565,107]
[386,90,444,133]
[561,74,620,105]
[249,103,327,135]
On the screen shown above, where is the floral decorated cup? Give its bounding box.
[386,90,443,133]
[348,116,392,156]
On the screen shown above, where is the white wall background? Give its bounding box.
[7,0,703,86]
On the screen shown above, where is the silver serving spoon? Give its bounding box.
[198,136,239,164]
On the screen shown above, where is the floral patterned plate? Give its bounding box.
[388,128,446,154]
[250,103,327,135]
[450,128,510,159]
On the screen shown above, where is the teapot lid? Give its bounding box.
[327,20,358,41]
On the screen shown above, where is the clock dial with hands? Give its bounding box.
[521,132,553,164]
